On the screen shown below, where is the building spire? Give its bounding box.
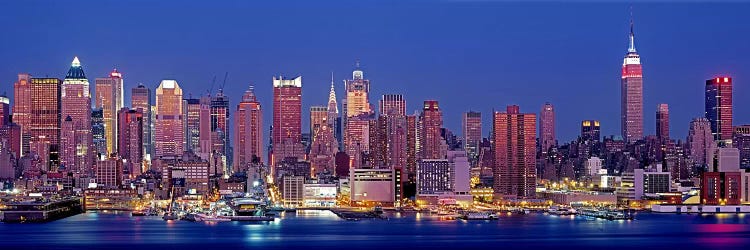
[628,7,636,53]
[328,72,337,104]
[72,56,81,67]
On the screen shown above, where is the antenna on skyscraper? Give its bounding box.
[209,75,217,95]
[220,72,229,93]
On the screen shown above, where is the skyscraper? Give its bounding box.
[154,80,184,158]
[117,108,143,176]
[30,77,62,170]
[420,100,444,160]
[656,104,669,141]
[233,86,263,172]
[705,77,733,142]
[0,94,9,127]
[379,94,406,117]
[732,125,750,169]
[60,57,93,172]
[91,108,106,159]
[310,106,328,140]
[344,62,371,121]
[688,117,714,168]
[326,74,339,146]
[581,120,601,142]
[621,18,644,143]
[493,105,536,198]
[540,103,555,154]
[12,73,32,147]
[343,62,372,149]
[210,90,230,161]
[95,69,124,155]
[462,111,482,162]
[131,84,152,158]
[182,98,201,153]
[272,76,304,163]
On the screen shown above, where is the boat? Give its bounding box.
[547,205,576,215]
[131,210,147,216]
[461,211,498,220]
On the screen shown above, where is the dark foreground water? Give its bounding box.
[1,211,749,249]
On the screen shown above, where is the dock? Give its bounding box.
[1,197,84,223]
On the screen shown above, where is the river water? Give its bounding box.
[1,210,749,249]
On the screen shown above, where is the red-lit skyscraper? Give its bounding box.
[705,77,733,142]
[621,18,644,143]
[420,100,444,159]
[117,108,143,176]
[272,76,304,164]
[540,103,555,154]
[60,57,93,172]
[379,94,406,117]
[656,104,669,141]
[233,86,263,172]
[493,105,537,199]
[30,77,62,170]
[155,80,184,158]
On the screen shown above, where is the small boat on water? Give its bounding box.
[461,211,498,220]
[131,210,147,216]
[547,206,576,215]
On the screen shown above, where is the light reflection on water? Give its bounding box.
[1,211,749,249]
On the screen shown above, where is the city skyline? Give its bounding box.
[1,2,749,145]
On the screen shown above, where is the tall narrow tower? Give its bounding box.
[95,69,124,155]
[621,15,644,143]
[154,80,184,158]
[656,104,669,141]
[272,76,304,163]
[131,84,152,158]
[60,56,93,172]
[540,103,555,154]
[233,86,262,172]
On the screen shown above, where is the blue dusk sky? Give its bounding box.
[1,0,749,144]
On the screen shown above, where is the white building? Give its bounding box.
[303,183,337,207]
[585,157,603,177]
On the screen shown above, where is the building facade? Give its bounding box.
[493,105,537,198]
[154,80,184,158]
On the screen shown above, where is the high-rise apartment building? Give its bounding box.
[493,105,537,198]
